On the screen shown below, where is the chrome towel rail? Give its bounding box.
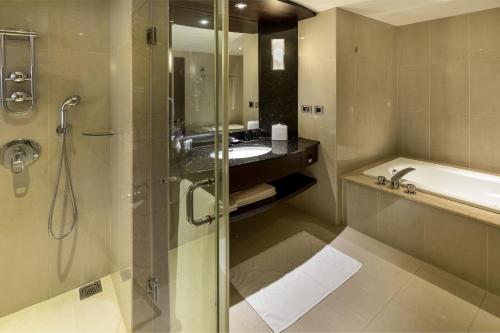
[0,29,37,117]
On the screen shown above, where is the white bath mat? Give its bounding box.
[230,232,362,333]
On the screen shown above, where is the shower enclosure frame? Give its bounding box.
[144,0,230,331]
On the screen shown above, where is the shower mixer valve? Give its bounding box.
[0,139,41,174]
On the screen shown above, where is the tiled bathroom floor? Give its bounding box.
[0,274,127,333]
[230,204,500,332]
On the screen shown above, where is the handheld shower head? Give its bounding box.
[57,95,81,134]
[61,95,81,111]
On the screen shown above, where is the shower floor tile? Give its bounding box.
[230,204,500,333]
[0,274,127,333]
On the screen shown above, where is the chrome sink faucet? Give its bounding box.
[390,167,416,189]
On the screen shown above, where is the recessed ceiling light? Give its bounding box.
[235,2,247,9]
[238,47,243,50]
[199,19,209,25]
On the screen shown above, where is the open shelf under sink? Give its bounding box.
[230,173,317,223]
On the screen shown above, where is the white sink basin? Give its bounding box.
[210,146,272,160]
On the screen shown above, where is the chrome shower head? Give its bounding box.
[61,95,81,111]
[57,95,81,133]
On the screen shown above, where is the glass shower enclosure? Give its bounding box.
[0,0,229,332]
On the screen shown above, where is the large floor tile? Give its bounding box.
[286,295,368,332]
[0,275,126,333]
[365,274,479,332]
[415,262,486,307]
[335,227,422,273]
[469,293,500,332]
[329,230,414,321]
[230,286,270,333]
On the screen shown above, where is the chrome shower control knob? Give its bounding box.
[9,71,28,82]
[10,91,28,102]
[0,139,41,174]
[377,176,386,185]
[406,184,417,195]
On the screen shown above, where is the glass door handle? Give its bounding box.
[186,178,215,226]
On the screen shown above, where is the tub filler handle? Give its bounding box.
[377,176,387,185]
[405,183,417,195]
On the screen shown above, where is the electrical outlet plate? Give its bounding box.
[301,105,312,113]
[314,106,324,114]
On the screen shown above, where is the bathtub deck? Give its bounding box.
[344,172,500,229]
[0,274,127,333]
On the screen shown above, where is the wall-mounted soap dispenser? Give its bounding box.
[0,139,41,173]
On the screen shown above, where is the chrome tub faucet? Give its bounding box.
[390,167,416,189]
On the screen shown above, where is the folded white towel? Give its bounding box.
[230,183,276,207]
[229,198,238,212]
[231,232,362,333]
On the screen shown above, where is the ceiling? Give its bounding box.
[291,0,500,26]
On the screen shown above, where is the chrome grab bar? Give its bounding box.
[186,178,215,226]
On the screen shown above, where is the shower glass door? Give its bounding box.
[148,0,229,331]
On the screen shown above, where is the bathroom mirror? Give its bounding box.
[171,24,259,136]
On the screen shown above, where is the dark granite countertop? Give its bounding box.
[175,137,320,176]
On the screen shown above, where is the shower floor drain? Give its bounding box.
[79,280,103,300]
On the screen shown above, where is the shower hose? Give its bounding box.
[48,132,78,239]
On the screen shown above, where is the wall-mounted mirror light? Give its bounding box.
[271,38,285,70]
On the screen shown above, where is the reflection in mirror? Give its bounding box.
[171,24,259,136]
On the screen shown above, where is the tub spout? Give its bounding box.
[390,167,416,189]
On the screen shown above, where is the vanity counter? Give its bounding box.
[178,137,319,192]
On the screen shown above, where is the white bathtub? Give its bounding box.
[363,157,500,213]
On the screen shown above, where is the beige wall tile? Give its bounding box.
[48,1,110,53]
[354,14,395,65]
[430,113,469,166]
[470,61,500,117]
[0,0,118,317]
[424,210,487,288]
[242,34,259,128]
[470,116,500,173]
[429,15,468,64]
[336,9,356,63]
[377,192,426,259]
[470,7,500,63]
[398,65,429,113]
[0,216,49,316]
[293,9,338,224]
[397,22,429,66]
[346,183,378,238]
[430,62,469,115]
[396,8,500,175]
[398,111,430,159]
[0,1,50,50]
[337,9,397,223]
[487,226,500,295]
